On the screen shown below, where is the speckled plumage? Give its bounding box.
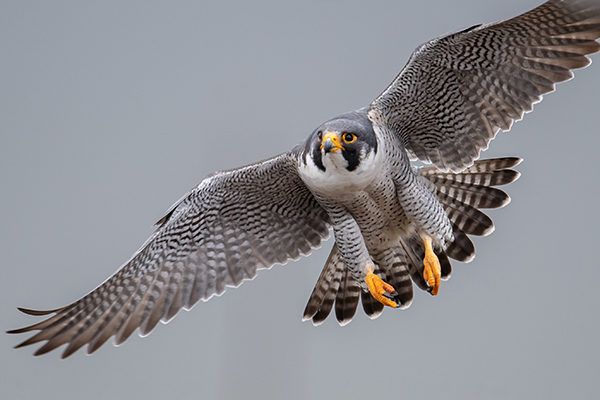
[9,0,599,357]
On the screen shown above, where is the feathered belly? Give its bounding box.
[341,178,410,252]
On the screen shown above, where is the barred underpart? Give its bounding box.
[9,0,597,355]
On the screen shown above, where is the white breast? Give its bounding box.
[299,146,386,199]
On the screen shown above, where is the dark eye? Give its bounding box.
[317,131,323,139]
[342,133,357,144]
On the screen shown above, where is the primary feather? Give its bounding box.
[9,150,330,357]
[369,0,600,172]
[9,0,598,356]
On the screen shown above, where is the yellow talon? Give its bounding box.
[422,235,441,295]
[365,265,398,308]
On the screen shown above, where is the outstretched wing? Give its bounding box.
[369,0,600,172]
[8,149,330,358]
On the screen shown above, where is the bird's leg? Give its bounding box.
[421,234,441,295]
[365,264,399,308]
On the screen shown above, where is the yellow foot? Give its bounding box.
[365,265,398,308]
[422,235,441,296]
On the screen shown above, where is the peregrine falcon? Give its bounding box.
[9,0,600,358]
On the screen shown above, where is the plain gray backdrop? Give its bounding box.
[1,0,599,399]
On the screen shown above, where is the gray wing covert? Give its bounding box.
[369,0,600,172]
[9,150,330,358]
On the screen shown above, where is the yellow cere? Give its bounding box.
[320,131,343,152]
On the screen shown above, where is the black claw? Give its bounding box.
[383,292,401,304]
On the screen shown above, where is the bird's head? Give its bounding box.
[306,111,378,173]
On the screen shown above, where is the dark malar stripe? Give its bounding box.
[343,149,360,172]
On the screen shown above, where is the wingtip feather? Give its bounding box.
[17,307,58,316]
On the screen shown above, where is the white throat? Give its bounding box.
[299,147,384,198]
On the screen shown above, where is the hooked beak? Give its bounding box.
[320,131,343,153]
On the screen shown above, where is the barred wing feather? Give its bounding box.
[8,150,330,358]
[370,0,600,172]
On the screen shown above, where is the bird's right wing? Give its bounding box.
[8,149,331,358]
[369,0,600,172]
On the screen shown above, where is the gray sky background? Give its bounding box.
[1,1,599,399]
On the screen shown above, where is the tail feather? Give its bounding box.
[439,193,495,236]
[383,252,414,309]
[302,246,344,325]
[334,269,360,326]
[372,249,413,309]
[302,157,521,326]
[304,246,416,325]
[422,157,522,265]
[310,268,343,326]
[419,157,522,175]
[424,169,520,187]
[462,157,522,173]
[445,226,476,263]
[436,183,511,209]
[398,236,428,292]
[438,250,452,281]
[361,288,384,320]
[303,245,364,326]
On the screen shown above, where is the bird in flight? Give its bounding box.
[9,0,599,358]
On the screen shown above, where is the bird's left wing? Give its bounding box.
[368,0,600,172]
[8,149,330,358]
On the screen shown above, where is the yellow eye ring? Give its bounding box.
[342,132,357,144]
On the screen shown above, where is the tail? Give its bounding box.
[302,246,414,326]
[393,157,521,290]
[302,246,360,326]
[303,157,522,325]
[420,156,522,268]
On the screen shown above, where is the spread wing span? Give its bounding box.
[8,150,330,358]
[369,0,600,172]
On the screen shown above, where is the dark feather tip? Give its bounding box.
[7,327,30,335]
[17,307,57,316]
[12,333,46,348]
[33,342,59,357]
[61,347,78,359]
[500,157,523,168]
[14,340,33,349]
